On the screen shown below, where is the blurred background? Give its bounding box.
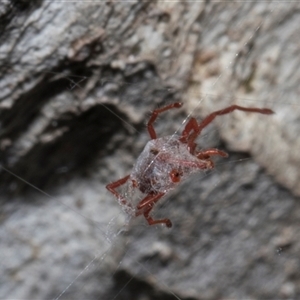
[1,1,300,299]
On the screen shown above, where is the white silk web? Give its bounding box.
[1,1,300,299]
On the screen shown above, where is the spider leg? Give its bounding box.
[136,192,172,228]
[196,148,228,159]
[186,105,274,149]
[148,102,183,139]
[136,192,164,210]
[106,175,131,207]
[179,117,198,153]
[143,205,172,228]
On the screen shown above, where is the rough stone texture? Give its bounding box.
[1,1,300,300]
[185,1,300,196]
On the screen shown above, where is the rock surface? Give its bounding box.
[1,1,300,299]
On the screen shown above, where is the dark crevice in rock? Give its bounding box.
[0,77,69,141]
[0,59,93,141]
[0,1,43,41]
[106,269,198,300]
[0,104,130,196]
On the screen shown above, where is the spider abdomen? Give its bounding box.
[130,135,205,194]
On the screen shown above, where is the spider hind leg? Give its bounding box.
[106,175,131,207]
[144,208,172,228]
[136,192,172,228]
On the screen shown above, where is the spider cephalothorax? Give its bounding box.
[107,102,274,228]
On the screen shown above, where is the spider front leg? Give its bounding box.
[180,105,274,153]
[136,192,172,228]
[196,148,228,159]
[179,117,199,153]
[147,102,183,139]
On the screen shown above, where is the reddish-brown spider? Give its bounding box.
[106,102,274,228]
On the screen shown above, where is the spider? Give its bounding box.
[106,102,274,228]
